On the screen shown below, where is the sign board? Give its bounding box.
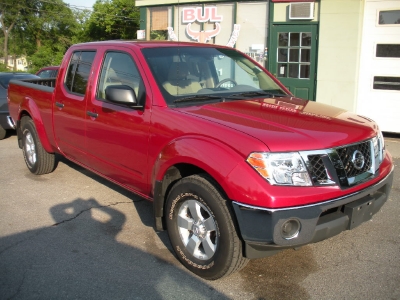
[137,30,145,40]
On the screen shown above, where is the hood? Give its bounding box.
[177,97,378,152]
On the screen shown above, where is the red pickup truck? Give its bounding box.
[8,41,393,280]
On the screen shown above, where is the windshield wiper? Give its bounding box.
[173,95,224,103]
[229,91,287,98]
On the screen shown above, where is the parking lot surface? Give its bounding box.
[1,134,399,299]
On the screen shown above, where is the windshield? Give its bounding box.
[142,46,287,106]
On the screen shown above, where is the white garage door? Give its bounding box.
[357,0,400,133]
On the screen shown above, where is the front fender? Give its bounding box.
[151,136,247,231]
[152,136,245,199]
[18,97,54,153]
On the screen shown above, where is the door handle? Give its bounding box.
[55,102,64,108]
[86,111,98,118]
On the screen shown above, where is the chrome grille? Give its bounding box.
[300,137,383,189]
[335,140,371,177]
[308,155,328,183]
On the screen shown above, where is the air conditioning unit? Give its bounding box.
[289,2,314,20]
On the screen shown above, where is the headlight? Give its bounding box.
[247,152,312,186]
[373,130,385,169]
[378,130,385,159]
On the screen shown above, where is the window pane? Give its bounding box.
[373,76,400,90]
[301,33,312,46]
[150,6,172,41]
[290,33,300,46]
[65,51,96,95]
[150,6,168,30]
[376,44,400,57]
[289,48,299,62]
[288,64,299,78]
[378,10,400,25]
[80,52,96,64]
[74,51,95,94]
[278,48,288,62]
[65,52,80,91]
[277,63,287,77]
[300,64,310,79]
[278,33,288,46]
[71,52,81,62]
[301,49,311,62]
[97,52,144,103]
[38,70,52,78]
[65,63,75,91]
[73,63,91,94]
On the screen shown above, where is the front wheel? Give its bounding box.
[165,174,248,280]
[21,116,55,175]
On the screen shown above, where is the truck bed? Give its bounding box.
[8,78,57,152]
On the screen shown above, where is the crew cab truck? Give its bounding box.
[8,41,394,280]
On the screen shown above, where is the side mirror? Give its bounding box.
[105,85,142,108]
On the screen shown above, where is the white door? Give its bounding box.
[357,0,400,133]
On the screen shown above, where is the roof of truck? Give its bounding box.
[72,40,229,49]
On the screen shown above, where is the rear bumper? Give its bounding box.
[232,167,394,259]
[0,112,15,130]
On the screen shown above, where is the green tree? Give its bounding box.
[28,45,65,73]
[21,0,80,71]
[1,0,81,71]
[0,0,28,66]
[71,7,92,44]
[21,0,78,51]
[84,0,140,41]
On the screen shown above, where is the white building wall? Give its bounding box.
[356,0,400,133]
[316,0,364,113]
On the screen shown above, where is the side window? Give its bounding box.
[65,51,96,95]
[97,51,145,105]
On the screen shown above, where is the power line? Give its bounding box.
[0,0,140,23]
[41,0,94,11]
[29,0,94,11]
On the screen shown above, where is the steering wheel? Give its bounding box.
[216,78,237,89]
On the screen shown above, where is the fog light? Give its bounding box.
[281,219,301,240]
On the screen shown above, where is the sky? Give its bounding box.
[63,0,97,10]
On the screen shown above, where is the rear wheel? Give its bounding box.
[21,116,55,175]
[165,174,248,280]
[0,126,6,140]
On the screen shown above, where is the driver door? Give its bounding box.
[85,48,151,194]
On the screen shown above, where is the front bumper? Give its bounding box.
[232,166,394,259]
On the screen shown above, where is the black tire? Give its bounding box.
[165,174,248,280]
[0,125,6,140]
[21,116,55,175]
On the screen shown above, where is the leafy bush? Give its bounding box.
[0,63,9,72]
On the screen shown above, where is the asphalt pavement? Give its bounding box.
[1,133,399,300]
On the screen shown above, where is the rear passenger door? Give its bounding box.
[85,48,151,194]
[53,50,96,163]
